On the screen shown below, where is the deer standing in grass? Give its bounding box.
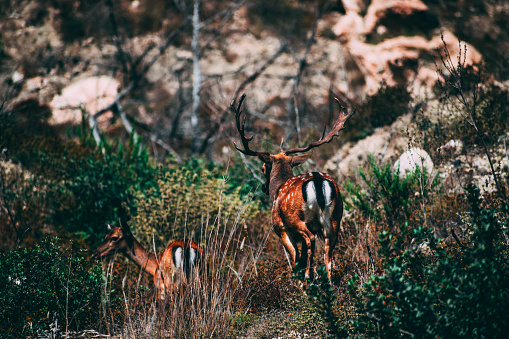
[232,94,355,280]
[93,224,203,299]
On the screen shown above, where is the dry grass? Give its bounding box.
[97,179,272,338]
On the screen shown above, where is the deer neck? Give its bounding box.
[124,238,159,278]
[268,162,295,202]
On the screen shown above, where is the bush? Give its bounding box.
[128,157,263,252]
[345,155,439,234]
[48,128,159,244]
[349,184,509,338]
[0,237,103,338]
[0,109,159,246]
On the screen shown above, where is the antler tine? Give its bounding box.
[318,125,327,141]
[283,97,356,155]
[231,94,267,157]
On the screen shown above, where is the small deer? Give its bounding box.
[93,224,203,299]
[231,94,355,280]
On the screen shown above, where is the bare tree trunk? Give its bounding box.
[191,0,202,152]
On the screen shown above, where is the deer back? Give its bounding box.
[274,172,342,237]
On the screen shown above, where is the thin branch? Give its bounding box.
[438,36,505,200]
[233,42,289,101]
[115,103,182,162]
[191,0,202,152]
[245,107,288,127]
[89,14,190,155]
[139,15,191,80]
[169,69,186,140]
[116,99,138,140]
[149,135,182,163]
[237,151,264,184]
[87,110,103,149]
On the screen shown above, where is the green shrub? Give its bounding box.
[349,184,509,338]
[129,157,263,251]
[1,109,160,245]
[345,155,439,233]
[48,128,159,244]
[294,266,345,338]
[0,237,103,338]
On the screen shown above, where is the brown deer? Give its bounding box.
[93,224,204,299]
[231,94,355,280]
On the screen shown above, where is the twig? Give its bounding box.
[94,15,191,122]
[169,68,186,140]
[116,99,138,140]
[191,0,202,152]
[450,225,468,249]
[233,42,289,101]
[245,107,288,127]
[237,152,264,184]
[438,35,505,200]
[379,127,394,162]
[87,110,103,150]
[149,134,182,163]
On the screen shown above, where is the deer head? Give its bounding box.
[92,224,135,259]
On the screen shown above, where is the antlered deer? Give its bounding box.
[93,224,203,299]
[231,94,355,280]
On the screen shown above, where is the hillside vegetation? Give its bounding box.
[1,0,508,338]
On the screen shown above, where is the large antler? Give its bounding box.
[283,98,356,155]
[231,94,270,158]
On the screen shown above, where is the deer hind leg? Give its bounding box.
[294,222,315,279]
[154,272,166,301]
[324,224,338,280]
[297,238,307,269]
[280,230,297,268]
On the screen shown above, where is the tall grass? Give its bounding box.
[98,177,270,338]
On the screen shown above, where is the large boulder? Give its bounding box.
[394,148,433,177]
[49,76,120,128]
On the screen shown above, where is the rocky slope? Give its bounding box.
[1,0,507,187]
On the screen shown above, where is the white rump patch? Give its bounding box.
[305,182,317,206]
[323,180,333,207]
[174,247,183,269]
[303,179,334,234]
[188,248,197,268]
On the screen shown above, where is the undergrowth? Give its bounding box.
[0,237,103,338]
[349,184,509,338]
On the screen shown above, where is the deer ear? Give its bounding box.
[290,153,313,167]
[106,224,113,232]
[258,153,272,164]
[121,222,132,236]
